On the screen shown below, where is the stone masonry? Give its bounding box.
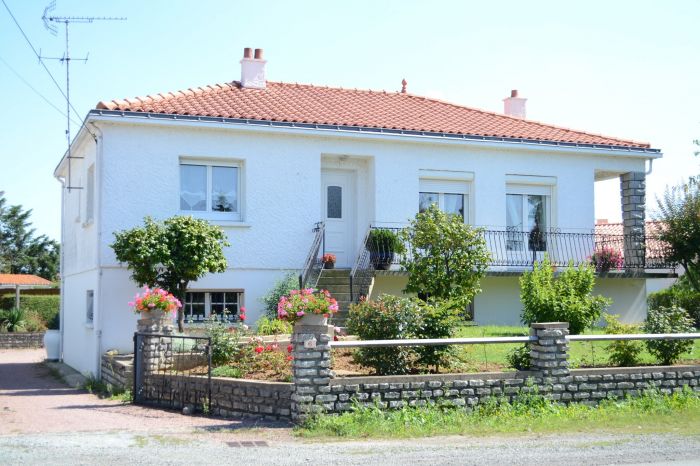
[529,322,570,377]
[0,332,44,349]
[290,322,335,422]
[620,171,646,269]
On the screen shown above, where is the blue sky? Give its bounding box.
[1,0,698,240]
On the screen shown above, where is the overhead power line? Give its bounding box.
[0,54,81,125]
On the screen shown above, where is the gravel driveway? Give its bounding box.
[2,349,699,465]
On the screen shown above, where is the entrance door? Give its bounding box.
[321,170,355,268]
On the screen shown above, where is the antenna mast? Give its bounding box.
[41,1,126,192]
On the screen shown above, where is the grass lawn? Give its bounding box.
[453,325,700,372]
[297,388,700,438]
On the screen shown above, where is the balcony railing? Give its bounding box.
[349,226,676,301]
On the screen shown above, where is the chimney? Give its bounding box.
[240,47,267,89]
[503,89,527,119]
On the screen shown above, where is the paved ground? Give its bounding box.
[2,349,700,465]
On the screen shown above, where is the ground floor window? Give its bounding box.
[183,290,243,323]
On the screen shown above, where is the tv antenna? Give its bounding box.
[41,1,126,192]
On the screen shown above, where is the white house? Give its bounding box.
[54,47,675,376]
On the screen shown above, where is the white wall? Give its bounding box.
[61,270,99,375]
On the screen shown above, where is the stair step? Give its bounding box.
[320,268,351,276]
[317,284,350,292]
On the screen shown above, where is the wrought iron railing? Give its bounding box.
[299,222,325,289]
[349,225,676,301]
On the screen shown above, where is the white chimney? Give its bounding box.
[240,48,266,89]
[503,89,527,118]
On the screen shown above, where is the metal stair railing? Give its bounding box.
[299,222,325,290]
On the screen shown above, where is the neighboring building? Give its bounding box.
[54,47,675,375]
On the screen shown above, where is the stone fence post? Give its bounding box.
[135,312,175,381]
[290,321,334,422]
[529,322,570,377]
[620,171,646,269]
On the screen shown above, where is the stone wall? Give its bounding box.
[101,353,134,392]
[0,332,44,349]
[322,366,700,413]
[142,374,292,419]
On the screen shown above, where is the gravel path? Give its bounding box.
[1,349,699,465]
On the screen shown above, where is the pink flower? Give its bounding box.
[296,311,305,317]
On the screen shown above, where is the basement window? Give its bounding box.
[183,290,243,324]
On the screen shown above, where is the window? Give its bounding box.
[86,290,94,324]
[86,164,95,223]
[506,182,552,252]
[180,161,240,220]
[183,291,243,324]
[418,179,469,221]
[327,186,342,219]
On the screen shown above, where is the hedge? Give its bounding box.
[0,295,60,330]
[648,285,700,329]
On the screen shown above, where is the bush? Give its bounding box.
[347,295,421,375]
[0,308,25,332]
[203,313,244,366]
[648,282,700,329]
[366,228,403,252]
[643,305,695,365]
[260,272,298,319]
[255,316,292,335]
[0,295,59,329]
[603,314,643,367]
[212,365,244,378]
[507,344,531,370]
[412,300,461,371]
[520,256,611,334]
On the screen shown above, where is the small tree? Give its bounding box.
[399,204,490,310]
[111,216,230,331]
[655,141,700,291]
[520,256,611,334]
[643,305,695,365]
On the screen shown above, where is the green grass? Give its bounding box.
[453,325,700,371]
[297,387,700,439]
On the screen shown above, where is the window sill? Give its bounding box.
[209,221,251,228]
[84,322,94,329]
[82,219,94,228]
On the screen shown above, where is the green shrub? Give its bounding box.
[0,295,59,329]
[347,295,421,375]
[255,316,292,336]
[260,272,298,319]
[507,344,531,370]
[412,300,461,371]
[643,305,695,365]
[648,283,700,329]
[520,256,611,334]
[0,308,25,332]
[366,228,403,253]
[203,313,244,366]
[212,365,244,378]
[603,314,643,367]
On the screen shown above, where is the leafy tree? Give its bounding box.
[520,256,611,334]
[111,216,230,331]
[655,140,700,291]
[0,191,59,280]
[399,204,490,310]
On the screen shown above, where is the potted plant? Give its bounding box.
[367,229,402,270]
[277,288,339,326]
[129,286,182,320]
[321,253,336,269]
[590,246,624,272]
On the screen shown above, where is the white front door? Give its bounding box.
[321,170,355,268]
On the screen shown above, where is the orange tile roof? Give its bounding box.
[96,81,651,149]
[0,274,53,286]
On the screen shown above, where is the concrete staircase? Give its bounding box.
[316,268,353,327]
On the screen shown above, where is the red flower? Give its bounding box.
[334,335,339,341]
[254,346,264,354]
[287,344,293,353]
[286,355,293,361]
[265,344,273,352]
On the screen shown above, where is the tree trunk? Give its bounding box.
[176,282,187,333]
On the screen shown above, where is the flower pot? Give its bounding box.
[370,251,394,270]
[44,329,60,361]
[140,308,168,321]
[300,313,328,326]
[323,262,335,269]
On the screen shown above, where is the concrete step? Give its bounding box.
[319,268,351,277]
[316,284,351,293]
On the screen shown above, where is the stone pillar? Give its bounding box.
[136,312,175,375]
[620,172,646,269]
[529,322,570,377]
[290,321,334,423]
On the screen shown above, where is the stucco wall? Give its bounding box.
[62,269,99,374]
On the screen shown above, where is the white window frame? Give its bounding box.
[179,157,243,221]
[418,178,472,224]
[86,289,94,324]
[183,290,244,324]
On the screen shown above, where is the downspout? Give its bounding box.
[91,122,104,379]
[57,176,66,361]
[645,159,654,175]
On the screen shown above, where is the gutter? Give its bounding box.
[87,109,662,157]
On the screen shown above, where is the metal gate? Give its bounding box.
[133,332,212,414]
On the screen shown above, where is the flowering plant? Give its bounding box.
[321,253,336,264]
[590,246,624,272]
[277,288,338,324]
[129,286,181,314]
